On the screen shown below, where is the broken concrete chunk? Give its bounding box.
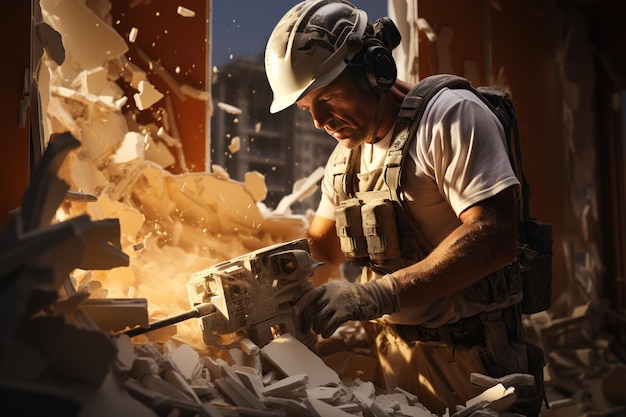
[166,343,200,381]
[113,131,145,163]
[465,383,516,413]
[232,365,265,398]
[81,297,148,333]
[121,58,148,90]
[130,357,160,379]
[306,385,346,403]
[40,0,128,70]
[470,372,535,389]
[214,376,267,410]
[262,373,309,398]
[77,67,108,96]
[261,333,341,388]
[144,136,176,169]
[244,170,267,202]
[134,80,164,111]
[76,113,128,161]
[139,373,193,403]
[114,334,136,371]
[161,364,201,403]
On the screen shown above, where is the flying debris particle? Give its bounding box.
[228,137,240,154]
[134,80,164,110]
[128,27,138,43]
[254,122,262,132]
[177,6,196,17]
[217,102,242,115]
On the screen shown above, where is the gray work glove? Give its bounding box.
[297,275,401,338]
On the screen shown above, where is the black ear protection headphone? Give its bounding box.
[347,17,402,95]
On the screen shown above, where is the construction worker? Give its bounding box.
[264,1,545,415]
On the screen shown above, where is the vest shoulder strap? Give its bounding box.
[384,74,471,202]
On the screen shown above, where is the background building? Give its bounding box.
[211,58,336,212]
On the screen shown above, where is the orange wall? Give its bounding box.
[418,0,566,301]
[0,2,31,230]
[109,0,210,174]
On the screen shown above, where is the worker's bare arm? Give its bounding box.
[393,186,518,306]
[307,215,346,286]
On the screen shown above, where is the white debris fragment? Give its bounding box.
[134,80,164,110]
[40,0,128,69]
[50,85,121,112]
[210,164,230,180]
[129,26,139,43]
[113,131,146,163]
[228,136,240,154]
[465,383,516,412]
[261,333,341,388]
[176,6,196,17]
[217,102,243,115]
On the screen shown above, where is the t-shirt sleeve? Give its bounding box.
[415,88,520,217]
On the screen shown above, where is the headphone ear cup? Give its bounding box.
[352,41,397,95]
[363,44,397,93]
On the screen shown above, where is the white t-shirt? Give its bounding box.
[316,87,521,326]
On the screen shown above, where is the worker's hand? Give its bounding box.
[297,275,401,338]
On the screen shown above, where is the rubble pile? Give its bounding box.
[524,300,626,416]
[16,0,626,416]
[0,134,524,417]
[35,0,309,349]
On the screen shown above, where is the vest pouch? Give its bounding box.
[335,198,369,262]
[361,198,401,261]
[518,219,553,314]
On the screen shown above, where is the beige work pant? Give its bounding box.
[370,322,537,416]
[371,324,484,415]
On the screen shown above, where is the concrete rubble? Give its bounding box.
[6,0,624,416]
[0,131,530,416]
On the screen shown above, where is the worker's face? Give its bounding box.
[296,70,379,149]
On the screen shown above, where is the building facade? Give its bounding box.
[211,58,336,213]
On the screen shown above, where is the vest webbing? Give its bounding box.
[333,74,475,264]
[333,73,529,311]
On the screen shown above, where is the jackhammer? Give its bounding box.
[117,239,322,349]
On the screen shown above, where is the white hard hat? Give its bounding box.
[265,0,368,114]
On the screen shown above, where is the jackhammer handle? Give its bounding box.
[119,303,216,338]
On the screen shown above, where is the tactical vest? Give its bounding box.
[332,74,524,309]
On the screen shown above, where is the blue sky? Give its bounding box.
[211,1,389,66]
